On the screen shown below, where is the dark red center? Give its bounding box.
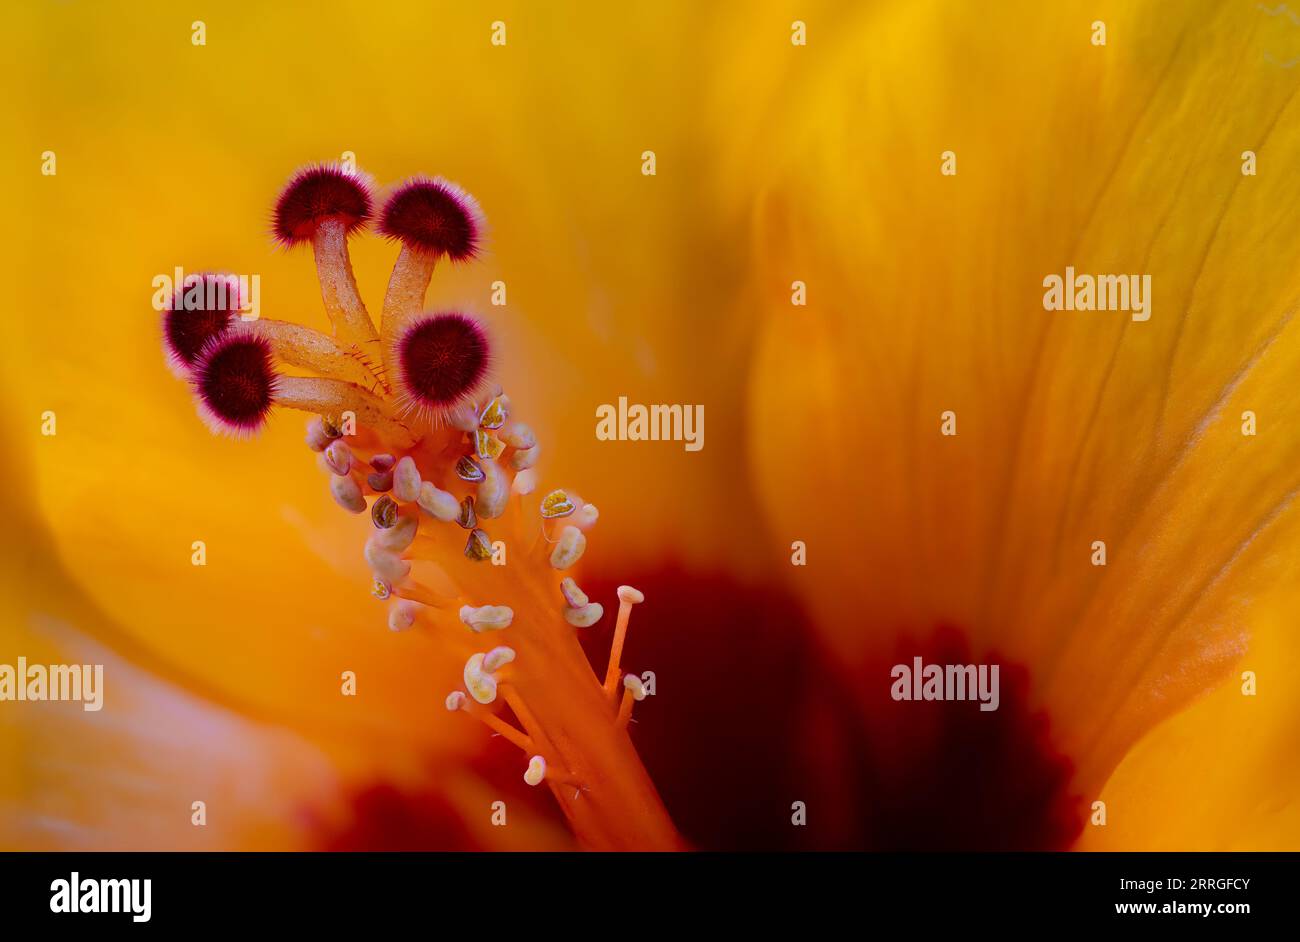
[398,313,489,407]
[273,166,372,245]
[197,336,276,430]
[380,182,479,259]
[164,275,238,368]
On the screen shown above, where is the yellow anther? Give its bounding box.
[474,429,506,461]
[540,489,577,519]
[524,755,546,787]
[464,528,493,562]
[463,653,498,704]
[478,396,508,430]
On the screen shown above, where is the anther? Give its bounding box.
[330,474,367,514]
[478,396,507,430]
[476,459,509,520]
[456,455,485,482]
[372,577,392,600]
[500,423,536,450]
[574,503,599,530]
[456,496,478,529]
[510,444,540,471]
[464,528,493,562]
[540,489,577,519]
[550,525,586,570]
[365,537,411,583]
[418,481,460,522]
[324,439,353,476]
[512,468,538,495]
[464,650,511,704]
[371,494,399,529]
[445,691,467,712]
[458,604,514,632]
[305,417,335,452]
[524,755,547,787]
[563,602,604,628]
[560,577,588,608]
[483,646,516,672]
[373,513,418,552]
[392,456,422,502]
[388,598,425,632]
[474,429,506,461]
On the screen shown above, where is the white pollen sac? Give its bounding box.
[445,691,467,712]
[574,503,599,530]
[617,585,645,604]
[306,418,334,452]
[373,514,418,552]
[483,645,516,672]
[365,537,411,584]
[510,444,540,471]
[330,474,367,514]
[393,456,423,502]
[563,601,604,628]
[512,468,538,496]
[458,604,514,632]
[560,576,589,608]
[324,440,353,476]
[524,755,547,787]
[550,525,586,570]
[388,598,425,632]
[464,653,498,704]
[417,481,460,522]
[623,674,647,701]
[476,459,510,519]
[500,422,537,450]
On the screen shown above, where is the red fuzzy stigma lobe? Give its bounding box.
[379,177,482,260]
[194,332,278,435]
[273,163,373,246]
[397,312,490,408]
[162,273,240,371]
